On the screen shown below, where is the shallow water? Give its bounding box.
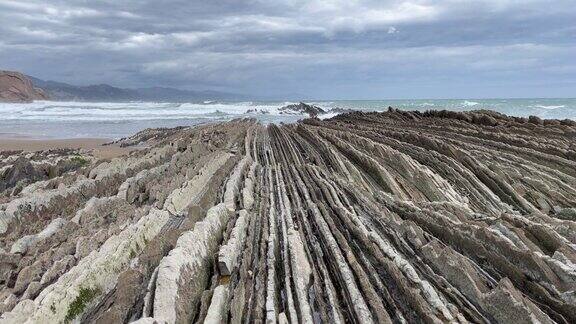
[1,98,574,139]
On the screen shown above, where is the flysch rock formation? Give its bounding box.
[0,149,94,199]
[277,102,355,118]
[1,109,576,323]
[0,71,48,103]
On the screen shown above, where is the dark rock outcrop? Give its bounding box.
[279,102,326,117]
[244,108,270,115]
[329,107,356,114]
[0,71,48,103]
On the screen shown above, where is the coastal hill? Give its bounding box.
[0,69,246,102]
[0,71,48,103]
[29,76,247,102]
[1,110,575,323]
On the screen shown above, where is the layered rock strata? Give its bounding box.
[1,110,576,323]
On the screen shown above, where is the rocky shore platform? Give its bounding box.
[1,109,576,323]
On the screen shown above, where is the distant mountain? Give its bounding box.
[134,87,246,102]
[28,76,248,102]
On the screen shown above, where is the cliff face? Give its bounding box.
[0,71,48,103]
[1,111,576,323]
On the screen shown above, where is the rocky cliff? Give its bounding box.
[1,110,576,323]
[0,71,48,103]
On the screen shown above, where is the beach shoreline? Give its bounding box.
[0,137,132,159]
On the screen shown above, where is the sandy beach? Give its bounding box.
[0,137,132,159]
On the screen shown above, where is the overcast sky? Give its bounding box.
[0,0,574,99]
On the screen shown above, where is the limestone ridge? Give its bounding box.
[1,109,576,323]
[0,71,48,103]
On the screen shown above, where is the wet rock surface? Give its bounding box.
[279,102,326,117]
[1,110,576,323]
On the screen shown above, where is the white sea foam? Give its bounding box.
[1,99,574,139]
[534,105,565,110]
[0,100,305,121]
[462,100,479,107]
[318,112,340,120]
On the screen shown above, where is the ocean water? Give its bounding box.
[0,98,574,139]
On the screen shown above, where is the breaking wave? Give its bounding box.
[0,98,574,138]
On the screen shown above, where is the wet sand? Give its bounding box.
[0,137,132,159]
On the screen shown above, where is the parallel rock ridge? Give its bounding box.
[1,109,576,323]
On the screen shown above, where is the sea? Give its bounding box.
[1,98,575,139]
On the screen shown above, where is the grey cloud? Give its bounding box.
[0,0,574,98]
